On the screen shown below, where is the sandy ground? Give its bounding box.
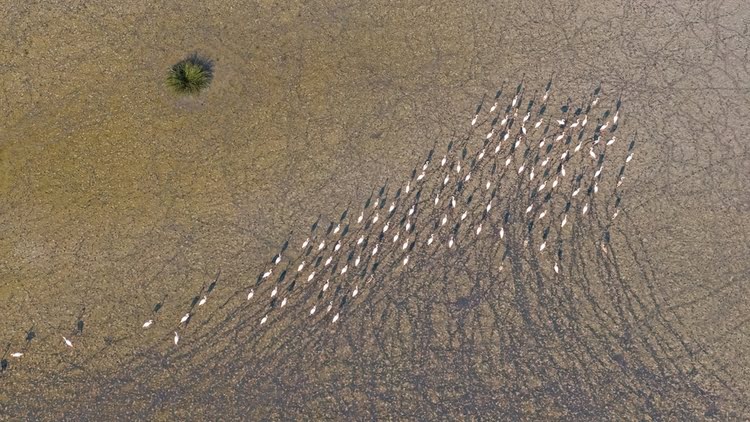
[1,0,749,419]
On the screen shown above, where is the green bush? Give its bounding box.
[167,54,213,95]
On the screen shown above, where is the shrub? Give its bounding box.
[167,54,213,95]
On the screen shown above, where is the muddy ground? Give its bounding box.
[1,0,749,419]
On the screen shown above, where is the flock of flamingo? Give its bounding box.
[2,80,635,373]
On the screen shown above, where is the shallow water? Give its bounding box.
[1,0,749,419]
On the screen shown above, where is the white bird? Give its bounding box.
[521,126,527,135]
[393,232,399,243]
[143,319,154,328]
[561,214,568,228]
[357,212,364,223]
[260,315,268,325]
[422,160,430,171]
[505,157,512,167]
[486,202,492,213]
[594,183,599,194]
[503,132,510,141]
[552,177,559,188]
[262,270,272,279]
[441,155,447,166]
[592,97,599,106]
[538,182,547,192]
[542,158,549,167]
[464,173,471,182]
[535,118,543,128]
[554,263,560,274]
[332,313,340,323]
[582,203,589,215]
[333,224,341,234]
[476,224,483,235]
[486,180,492,190]
[490,102,498,112]
[408,206,415,216]
[318,240,326,251]
[181,313,190,323]
[512,96,518,107]
[607,137,616,146]
[372,244,379,256]
[570,119,580,128]
[307,271,316,282]
[448,237,454,248]
[572,188,580,197]
[302,238,310,249]
[557,118,566,126]
[529,169,535,181]
[478,149,486,161]
[405,181,411,194]
[543,91,550,101]
[538,210,547,220]
[325,256,333,266]
[434,195,440,205]
[173,332,179,345]
[10,352,23,358]
[427,235,434,245]
[539,242,546,251]
[355,255,361,267]
[383,222,390,233]
[310,306,316,316]
[561,165,566,176]
[471,114,478,126]
[389,202,396,213]
[327,302,333,313]
[595,166,603,178]
[298,261,306,272]
[626,153,634,162]
[402,240,409,250]
[582,115,588,127]
[518,164,525,174]
[486,131,494,139]
[613,111,619,124]
[323,280,330,291]
[352,286,359,297]
[444,175,449,185]
[575,141,583,153]
[357,236,364,245]
[274,254,282,265]
[403,256,410,266]
[612,209,620,219]
[494,143,502,154]
[526,204,533,214]
[589,148,597,159]
[515,138,521,149]
[281,298,287,307]
[341,265,348,275]
[600,122,609,132]
[523,112,531,123]
[199,296,207,306]
[500,227,505,239]
[405,221,412,231]
[501,116,508,126]
[461,211,468,221]
[561,150,569,161]
[417,171,426,181]
[456,163,462,173]
[271,286,278,297]
[372,213,379,224]
[556,132,565,142]
[247,289,254,300]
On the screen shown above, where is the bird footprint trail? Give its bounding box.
[1,80,736,419]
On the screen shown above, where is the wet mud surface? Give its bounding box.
[1,0,749,419]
